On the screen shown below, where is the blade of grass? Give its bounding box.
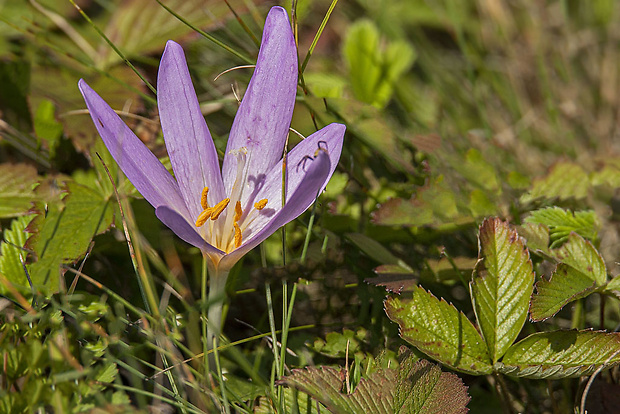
[224,0,260,47]
[155,0,253,65]
[300,0,339,73]
[69,0,157,95]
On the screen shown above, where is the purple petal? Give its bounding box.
[237,123,345,235]
[220,147,333,269]
[158,41,226,220]
[156,206,225,258]
[79,79,188,216]
[221,6,297,195]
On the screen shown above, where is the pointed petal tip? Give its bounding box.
[164,39,182,54]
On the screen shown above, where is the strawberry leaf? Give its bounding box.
[385,288,492,375]
[499,330,620,379]
[470,218,534,362]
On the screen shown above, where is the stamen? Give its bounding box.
[210,198,230,220]
[234,201,243,222]
[196,209,212,227]
[254,199,268,210]
[200,187,209,210]
[234,223,242,248]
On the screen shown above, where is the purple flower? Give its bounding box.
[78,7,345,272]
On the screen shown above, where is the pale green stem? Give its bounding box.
[203,260,230,409]
[207,264,229,353]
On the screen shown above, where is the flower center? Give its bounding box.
[194,148,268,253]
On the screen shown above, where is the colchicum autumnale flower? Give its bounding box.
[78,7,345,275]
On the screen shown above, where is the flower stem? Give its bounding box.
[203,258,229,379]
[207,267,228,352]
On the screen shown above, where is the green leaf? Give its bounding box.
[304,72,347,99]
[591,158,620,188]
[551,233,607,285]
[367,264,417,294]
[0,215,34,297]
[518,222,551,255]
[530,265,597,322]
[313,329,363,358]
[278,349,470,414]
[520,162,589,203]
[454,149,499,192]
[95,363,118,384]
[605,274,620,298]
[524,207,599,248]
[395,356,470,414]
[346,233,409,266]
[499,330,620,379]
[470,218,535,363]
[26,180,114,296]
[372,176,464,227]
[530,233,606,321]
[254,387,330,414]
[0,163,38,218]
[278,366,393,414]
[343,20,415,108]
[385,288,493,375]
[33,99,63,158]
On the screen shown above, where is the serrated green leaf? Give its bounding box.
[26,181,114,296]
[395,357,470,414]
[524,207,599,247]
[499,330,620,379]
[254,387,331,414]
[605,274,620,298]
[385,288,492,375]
[520,162,589,203]
[95,363,118,384]
[518,222,551,255]
[470,218,534,363]
[0,163,38,218]
[0,215,34,296]
[278,366,394,414]
[530,233,606,321]
[530,265,598,322]
[279,349,470,414]
[550,233,607,284]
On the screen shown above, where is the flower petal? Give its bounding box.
[158,40,226,220]
[79,79,187,216]
[220,147,333,270]
[156,206,225,258]
[237,123,345,235]
[221,6,297,195]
